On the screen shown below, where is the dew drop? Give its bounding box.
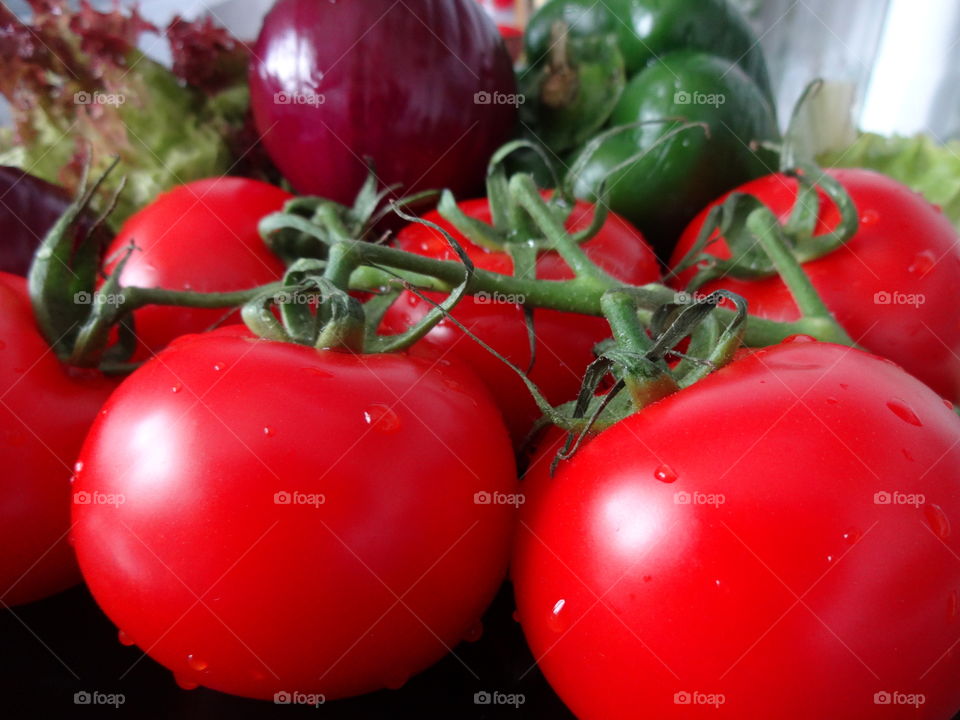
[886,398,923,426]
[174,673,199,690]
[925,504,951,540]
[463,621,483,643]
[547,598,569,633]
[363,404,401,434]
[385,674,408,690]
[943,398,955,411]
[781,334,817,344]
[826,555,834,563]
[118,629,134,646]
[908,249,936,276]
[653,464,678,483]
[68,474,77,485]
[263,426,275,438]
[171,383,182,394]
[187,654,209,672]
[861,209,880,225]
[714,579,722,588]
[842,528,862,544]
[407,293,419,306]
[839,383,849,390]
[826,396,839,405]
[212,362,225,372]
[302,367,333,379]
[73,461,84,473]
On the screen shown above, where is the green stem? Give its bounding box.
[509,174,617,287]
[746,207,854,345]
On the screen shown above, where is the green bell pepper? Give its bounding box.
[521,0,780,257]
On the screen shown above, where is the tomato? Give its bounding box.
[106,177,291,356]
[71,327,518,700]
[513,339,960,719]
[669,169,960,400]
[381,197,660,443]
[0,273,116,606]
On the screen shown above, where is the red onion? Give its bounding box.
[249,0,518,203]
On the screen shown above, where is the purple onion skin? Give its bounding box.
[0,167,79,276]
[249,0,518,204]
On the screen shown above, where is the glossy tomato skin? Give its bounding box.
[249,0,517,204]
[514,340,960,719]
[0,273,116,606]
[381,197,660,443]
[669,169,960,400]
[71,328,518,700]
[107,177,290,356]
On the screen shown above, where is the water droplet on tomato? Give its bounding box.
[385,674,408,690]
[212,363,225,372]
[68,474,77,485]
[187,654,209,672]
[363,404,401,433]
[781,334,817,344]
[653,464,678,483]
[842,528,862,544]
[714,579,721,588]
[118,629,134,646]
[547,599,569,633]
[406,293,419,306]
[839,383,849,390]
[73,461,83,473]
[826,555,834,563]
[171,383,182,393]
[861,209,880,225]
[463,621,483,643]
[942,398,954,411]
[908,250,936,276]
[949,590,959,621]
[887,398,923,426]
[826,396,839,405]
[263,426,275,438]
[925,504,951,539]
[174,673,199,690]
[902,448,915,462]
[302,367,333,379]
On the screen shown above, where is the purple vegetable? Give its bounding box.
[249,0,518,204]
[0,167,101,276]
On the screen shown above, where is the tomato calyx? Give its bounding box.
[674,163,859,292]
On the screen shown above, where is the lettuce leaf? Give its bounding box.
[819,133,960,230]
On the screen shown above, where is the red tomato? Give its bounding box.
[71,327,518,700]
[0,273,116,606]
[106,177,291,356]
[514,339,960,719]
[381,197,660,443]
[669,169,960,400]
